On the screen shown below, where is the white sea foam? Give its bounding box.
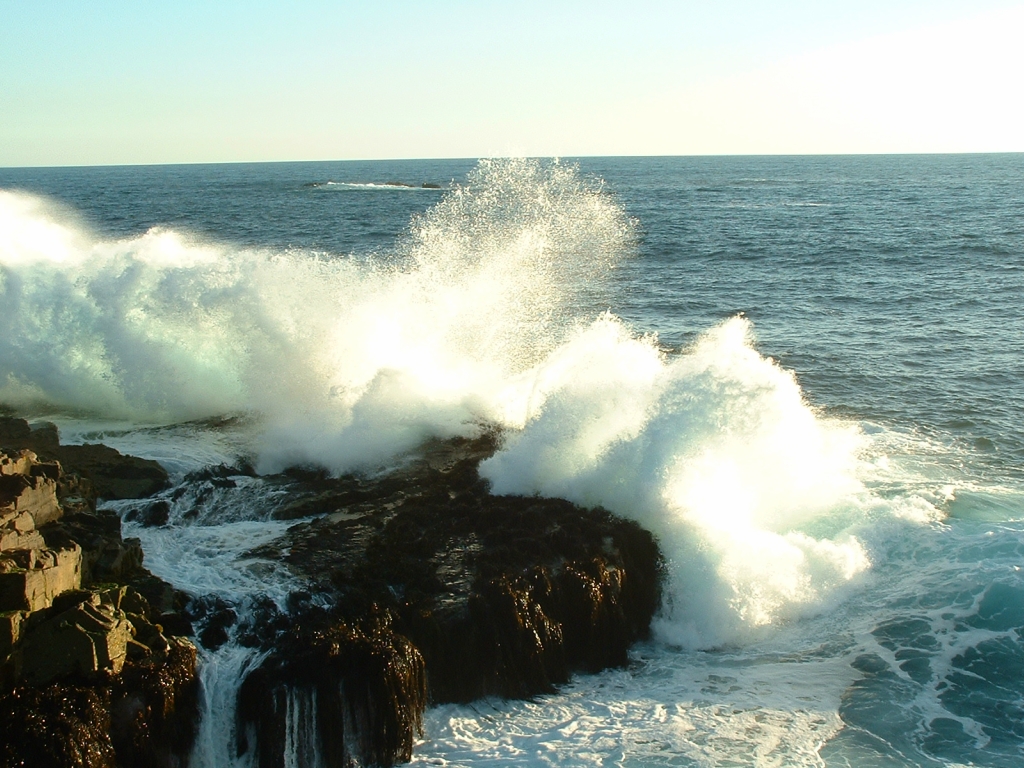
[0,160,630,459]
[317,181,444,191]
[120,514,297,768]
[414,623,857,768]
[482,315,880,647]
[1,160,941,649]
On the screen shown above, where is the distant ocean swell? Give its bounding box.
[1,159,941,651]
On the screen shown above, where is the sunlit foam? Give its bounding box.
[1,160,937,648]
[482,316,876,647]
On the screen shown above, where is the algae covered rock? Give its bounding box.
[237,609,427,768]
[235,432,664,765]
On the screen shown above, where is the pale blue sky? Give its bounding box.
[2,1,1022,166]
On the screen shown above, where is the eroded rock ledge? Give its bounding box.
[0,417,197,768]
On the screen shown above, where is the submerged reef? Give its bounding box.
[1,417,664,767]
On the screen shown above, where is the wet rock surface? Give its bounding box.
[237,608,428,768]
[237,432,664,766]
[0,417,198,768]
[0,637,199,768]
[1,416,665,767]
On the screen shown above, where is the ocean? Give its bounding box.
[1,154,1023,767]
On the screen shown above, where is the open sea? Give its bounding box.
[1,154,1023,767]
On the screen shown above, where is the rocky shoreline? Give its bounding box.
[1,417,664,768]
[0,416,199,768]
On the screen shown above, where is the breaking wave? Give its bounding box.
[0,159,935,647]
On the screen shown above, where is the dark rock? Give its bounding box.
[123,500,169,528]
[3,416,665,766]
[27,421,60,452]
[235,594,288,649]
[0,419,168,500]
[127,573,189,619]
[49,589,96,615]
[41,512,144,585]
[15,597,133,685]
[186,594,237,651]
[0,683,117,768]
[107,638,201,767]
[155,612,193,639]
[261,466,663,701]
[237,609,426,768]
[0,638,200,768]
[0,417,32,444]
[237,431,664,761]
[49,445,169,501]
[182,462,256,484]
[0,416,197,767]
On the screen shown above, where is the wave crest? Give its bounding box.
[1,160,920,647]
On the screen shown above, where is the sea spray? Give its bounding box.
[256,157,635,471]
[3,160,927,649]
[5,154,1022,766]
[0,160,634,468]
[482,316,877,647]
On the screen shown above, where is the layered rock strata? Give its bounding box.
[0,417,197,768]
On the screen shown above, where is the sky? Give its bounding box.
[1,0,1022,166]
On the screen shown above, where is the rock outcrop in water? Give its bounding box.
[229,432,664,767]
[0,417,198,768]
[1,414,665,768]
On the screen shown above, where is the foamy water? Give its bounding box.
[3,155,1023,766]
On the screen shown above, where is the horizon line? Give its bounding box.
[3,150,1023,172]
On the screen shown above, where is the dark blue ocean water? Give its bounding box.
[2,155,1024,767]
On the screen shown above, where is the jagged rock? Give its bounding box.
[2,417,664,766]
[0,528,46,551]
[236,433,664,764]
[122,499,169,527]
[185,594,237,651]
[25,421,60,452]
[0,417,31,444]
[0,419,168,501]
[0,543,83,613]
[234,594,290,649]
[0,449,34,477]
[125,572,188,618]
[0,417,199,766]
[237,610,426,768]
[0,457,61,528]
[41,511,144,585]
[0,610,26,658]
[108,637,200,766]
[15,596,133,685]
[0,683,117,768]
[48,444,169,501]
[0,637,200,768]
[254,437,663,704]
